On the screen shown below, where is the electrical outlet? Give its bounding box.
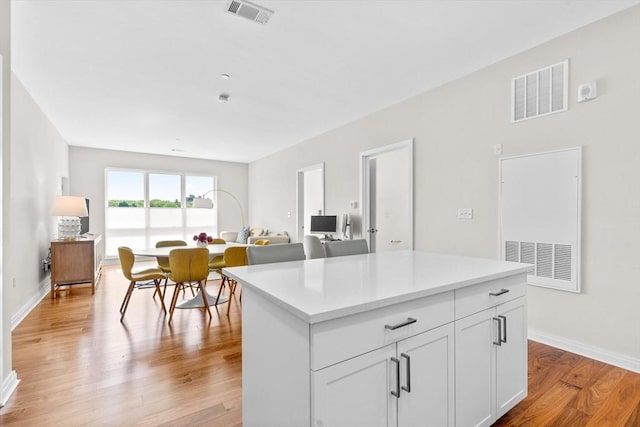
[457,208,473,219]
[493,144,503,155]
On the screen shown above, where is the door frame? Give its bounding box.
[296,162,325,242]
[360,139,414,252]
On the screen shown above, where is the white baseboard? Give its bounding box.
[0,370,19,407]
[529,329,640,374]
[11,277,50,331]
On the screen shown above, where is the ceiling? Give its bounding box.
[11,0,640,163]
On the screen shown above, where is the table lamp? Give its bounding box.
[52,196,88,240]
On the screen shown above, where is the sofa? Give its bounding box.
[220,227,290,245]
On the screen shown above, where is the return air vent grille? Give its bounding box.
[512,60,568,123]
[505,240,573,282]
[226,0,274,25]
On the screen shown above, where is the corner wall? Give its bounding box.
[249,6,640,367]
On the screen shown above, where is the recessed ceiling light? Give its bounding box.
[221,73,230,79]
[171,148,187,153]
[218,94,230,103]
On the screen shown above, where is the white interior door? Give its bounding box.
[361,140,413,253]
[297,163,324,242]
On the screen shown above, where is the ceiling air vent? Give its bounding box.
[226,0,274,25]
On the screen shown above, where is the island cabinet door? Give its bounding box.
[312,344,398,427]
[396,323,455,427]
[496,297,527,418]
[455,308,497,427]
[454,296,528,427]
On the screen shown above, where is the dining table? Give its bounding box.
[133,242,248,308]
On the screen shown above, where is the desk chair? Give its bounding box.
[167,248,211,323]
[324,239,369,257]
[118,247,167,322]
[303,235,326,259]
[247,243,306,265]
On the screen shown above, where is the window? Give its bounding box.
[105,169,216,257]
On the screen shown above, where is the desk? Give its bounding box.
[133,243,247,307]
[224,250,530,427]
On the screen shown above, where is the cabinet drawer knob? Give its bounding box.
[384,317,417,331]
[489,288,509,297]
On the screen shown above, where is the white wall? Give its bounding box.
[0,0,13,402]
[69,146,248,253]
[9,74,69,324]
[249,6,640,367]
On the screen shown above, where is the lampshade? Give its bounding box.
[52,196,88,217]
[192,197,214,209]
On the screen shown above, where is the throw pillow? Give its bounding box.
[236,226,251,243]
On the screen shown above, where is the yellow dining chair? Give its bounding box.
[211,246,248,314]
[167,248,211,323]
[207,237,227,276]
[155,240,187,298]
[118,247,167,322]
[254,239,270,245]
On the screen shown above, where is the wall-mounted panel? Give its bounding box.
[500,147,581,292]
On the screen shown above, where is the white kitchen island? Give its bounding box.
[223,250,530,427]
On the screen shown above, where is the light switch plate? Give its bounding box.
[457,208,473,219]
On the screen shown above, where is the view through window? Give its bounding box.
[105,169,216,257]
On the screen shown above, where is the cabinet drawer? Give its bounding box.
[310,291,454,370]
[455,273,526,320]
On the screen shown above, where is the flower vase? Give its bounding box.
[196,240,208,248]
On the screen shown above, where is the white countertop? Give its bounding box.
[223,250,530,324]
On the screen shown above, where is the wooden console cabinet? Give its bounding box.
[50,234,103,299]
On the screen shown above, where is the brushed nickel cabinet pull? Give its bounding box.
[390,357,400,398]
[385,317,417,331]
[493,317,502,346]
[499,315,507,343]
[400,353,411,393]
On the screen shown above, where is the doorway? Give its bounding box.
[360,140,414,253]
[296,163,324,242]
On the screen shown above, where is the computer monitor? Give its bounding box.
[80,198,90,234]
[310,215,337,238]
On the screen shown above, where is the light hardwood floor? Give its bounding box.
[0,264,242,426]
[1,264,639,426]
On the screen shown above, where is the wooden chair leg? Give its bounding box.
[214,276,227,305]
[154,279,167,314]
[120,281,136,321]
[198,280,213,319]
[226,281,236,316]
[168,282,183,323]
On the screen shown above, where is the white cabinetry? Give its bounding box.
[312,323,455,427]
[455,281,527,427]
[228,251,529,427]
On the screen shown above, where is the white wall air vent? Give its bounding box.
[512,59,568,123]
[500,147,582,293]
[226,0,274,25]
